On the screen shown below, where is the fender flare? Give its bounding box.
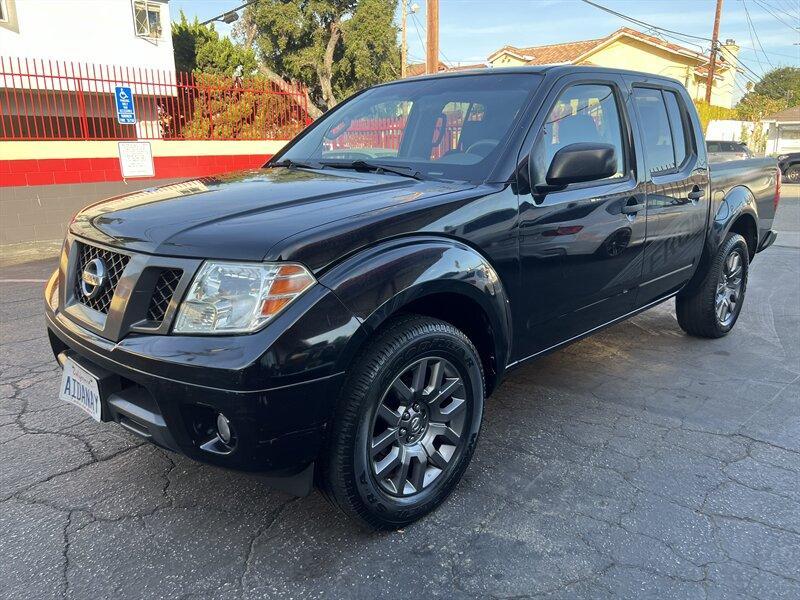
[317,235,513,380]
[715,185,759,253]
[684,185,758,294]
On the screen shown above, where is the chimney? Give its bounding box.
[720,39,739,61]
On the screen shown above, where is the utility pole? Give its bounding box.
[426,0,439,75]
[705,0,724,103]
[401,1,408,78]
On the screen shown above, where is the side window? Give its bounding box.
[664,91,691,168]
[708,142,721,153]
[533,83,626,185]
[633,88,675,175]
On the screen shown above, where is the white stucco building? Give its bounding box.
[1,0,175,139]
[1,0,174,70]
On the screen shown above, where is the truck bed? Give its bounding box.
[710,157,779,226]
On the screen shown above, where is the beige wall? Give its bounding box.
[488,37,737,109]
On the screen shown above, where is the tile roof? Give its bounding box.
[765,105,800,122]
[405,61,486,78]
[489,27,712,66]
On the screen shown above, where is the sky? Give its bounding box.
[170,0,800,87]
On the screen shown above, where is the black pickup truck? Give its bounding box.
[45,66,781,529]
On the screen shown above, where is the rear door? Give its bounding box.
[630,85,709,306]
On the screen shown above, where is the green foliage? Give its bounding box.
[692,100,737,133]
[180,73,305,141]
[334,0,400,100]
[238,0,399,112]
[735,92,789,122]
[171,11,258,75]
[750,66,800,103]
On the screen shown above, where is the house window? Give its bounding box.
[134,1,163,39]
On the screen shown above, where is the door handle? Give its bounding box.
[621,198,645,214]
[688,187,705,201]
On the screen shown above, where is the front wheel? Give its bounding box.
[319,315,485,530]
[785,164,800,183]
[676,232,749,338]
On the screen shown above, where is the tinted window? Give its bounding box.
[664,91,689,167]
[707,141,721,153]
[281,74,542,181]
[533,83,625,185]
[633,88,675,175]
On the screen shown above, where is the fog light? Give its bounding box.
[216,413,232,445]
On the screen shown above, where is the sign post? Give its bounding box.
[114,86,136,125]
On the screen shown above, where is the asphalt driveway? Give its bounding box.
[1,189,798,599]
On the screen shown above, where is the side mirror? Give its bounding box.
[540,143,617,190]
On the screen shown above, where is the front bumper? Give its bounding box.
[45,268,358,492]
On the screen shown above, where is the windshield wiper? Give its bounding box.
[269,158,323,170]
[320,160,423,180]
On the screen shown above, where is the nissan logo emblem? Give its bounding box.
[81,258,107,300]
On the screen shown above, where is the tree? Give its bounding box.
[750,66,800,104]
[172,11,258,75]
[235,0,400,117]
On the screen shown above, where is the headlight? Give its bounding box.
[777,155,788,160]
[173,262,315,334]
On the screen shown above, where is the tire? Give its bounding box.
[676,232,749,338]
[318,314,485,530]
[785,164,800,183]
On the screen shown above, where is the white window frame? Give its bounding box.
[133,0,163,40]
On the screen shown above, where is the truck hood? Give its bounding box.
[70,168,474,262]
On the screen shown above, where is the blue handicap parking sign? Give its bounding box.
[115,86,136,125]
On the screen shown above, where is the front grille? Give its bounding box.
[147,268,183,323]
[73,242,130,314]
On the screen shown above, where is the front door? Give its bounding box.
[629,85,710,305]
[516,77,647,358]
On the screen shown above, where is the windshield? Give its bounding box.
[278,73,542,181]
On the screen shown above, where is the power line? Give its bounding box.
[750,0,800,32]
[199,0,259,25]
[738,47,800,60]
[578,0,713,42]
[409,12,428,62]
[743,0,775,69]
[409,11,454,68]
[763,0,800,21]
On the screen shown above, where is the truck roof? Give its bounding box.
[391,64,684,87]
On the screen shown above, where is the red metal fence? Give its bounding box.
[0,57,310,141]
[327,116,464,158]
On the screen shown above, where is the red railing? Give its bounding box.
[327,116,464,157]
[0,56,310,141]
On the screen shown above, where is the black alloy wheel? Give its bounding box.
[676,232,749,338]
[319,315,484,530]
[369,357,467,496]
[715,246,745,327]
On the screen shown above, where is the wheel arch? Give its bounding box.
[318,235,513,396]
[682,185,758,295]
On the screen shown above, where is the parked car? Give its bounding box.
[707,140,754,162]
[777,152,800,182]
[45,66,781,530]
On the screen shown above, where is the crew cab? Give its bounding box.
[45,66,781,529]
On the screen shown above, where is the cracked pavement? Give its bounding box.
[1,193,799,599]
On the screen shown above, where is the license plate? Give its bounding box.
[59,358,102,422]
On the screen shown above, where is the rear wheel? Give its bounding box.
[676,232,749,338]
[319,315,484,530]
